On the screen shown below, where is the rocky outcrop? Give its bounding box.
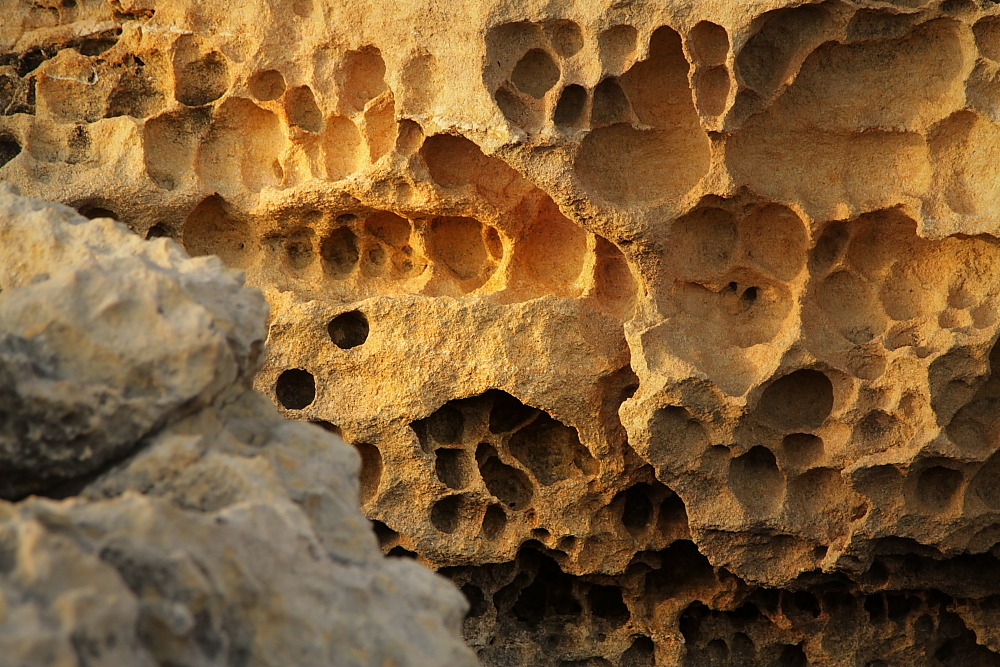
[0,185,476,667]
[5,0,1000,664]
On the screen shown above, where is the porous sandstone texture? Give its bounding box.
[0,184,476,667]
[4,0,1000,664]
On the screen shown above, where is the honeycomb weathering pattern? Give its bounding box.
[4,0,1000,663]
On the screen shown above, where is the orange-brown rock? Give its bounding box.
[4,0,1000,664]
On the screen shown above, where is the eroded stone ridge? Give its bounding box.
[3,0,1000,664]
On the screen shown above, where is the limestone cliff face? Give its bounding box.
[3,0,1000,664]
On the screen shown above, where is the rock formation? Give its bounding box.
[3,0,1000,664]
[0,184,476,667]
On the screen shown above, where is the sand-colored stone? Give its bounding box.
[4,0,1000,664]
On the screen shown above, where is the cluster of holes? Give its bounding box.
[181,184,636,311]
[406,390,597,540]
[444,538,1000,667]
[273,310,370,410]
[442,539,727,667]
[488,20,730,134]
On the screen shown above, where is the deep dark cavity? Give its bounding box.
[553,84,587,128]
[477,443,533,509]
[620,484,654,532]
[0,134,21,168]
[275,369,316,410]
[505,549,582,629]
[587,584,630,627]
[488,389,538,433]
[328,310,369,349]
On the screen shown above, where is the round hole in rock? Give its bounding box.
[248,69,286,101]
[511,48,560,99]
[431,494,466,533]
[756,369,834,431]
[320,226,360,277]
[328,310,369,349]
[553,84,587,128]
[275,368,316,410]
[729,445,784,515]
[689,21,730,65]
[782,433,824,468]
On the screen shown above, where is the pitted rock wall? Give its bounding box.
[4,0,1000,665]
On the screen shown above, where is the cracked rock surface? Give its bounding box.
[0,185,476,667]
[5,0,1000,664]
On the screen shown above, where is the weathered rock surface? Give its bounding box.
[5,0,1000,664]
[0,185,477,667]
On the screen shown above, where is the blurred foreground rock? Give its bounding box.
[0,184,477,667]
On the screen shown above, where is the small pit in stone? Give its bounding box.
[729,446,784,515]
[782,433,824,468]
[482,503,507,539]
[275,368,316,410]
[320,226,360,277]
[916,465,963,513]
[511,48,559,99]
[431,494,467,534]
[328,310,369,349]
[248,69,286,101]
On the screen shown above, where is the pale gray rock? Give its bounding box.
[0,186,477,667]
[0,182,268,498]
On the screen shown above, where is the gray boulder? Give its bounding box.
[0,185,477,667]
